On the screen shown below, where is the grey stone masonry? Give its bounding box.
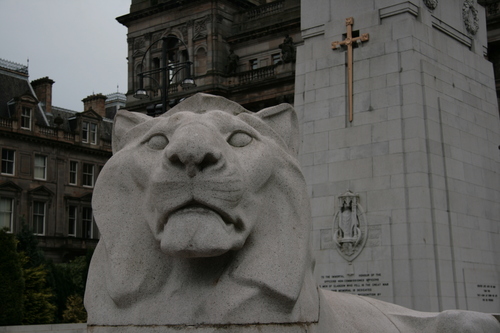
[0,324,87,333]
[296,0,500,313]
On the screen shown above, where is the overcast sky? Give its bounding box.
[0,0,130,111]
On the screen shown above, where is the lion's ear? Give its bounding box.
[256,104,299,155]
[112,110,151,153]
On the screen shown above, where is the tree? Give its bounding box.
[54,255,89,322]
[16,223,45,267]
[0,228,24,325]
[16,224,57,324]
[62,294,86,323]
[21,262,57,324]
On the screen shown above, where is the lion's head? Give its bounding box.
[85,93,318,326]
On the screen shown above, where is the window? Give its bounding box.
[68,206,77,236]
[69,161,78,185]
[33,201,46,235]
[34,155,47,180]
[0,198,13,231]
[1,149,15,175]
[82,122,89,143]
[249,59,258,70]
[90,123,97,144]
[82,163,94,187]
[82,207,93,239]
[272,53,281,65]
[21,107,32,130]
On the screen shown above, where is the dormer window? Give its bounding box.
[82,122,89,143]
[82,121,97,144]
[90,123,97,144]
[21,107,32,130]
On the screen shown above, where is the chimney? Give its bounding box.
[31,77,55,113]
[82,94,107,117]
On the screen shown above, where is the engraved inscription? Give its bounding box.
[320,273,390,297]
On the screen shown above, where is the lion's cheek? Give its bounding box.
[159,208,245,258]
[235,145,274,191]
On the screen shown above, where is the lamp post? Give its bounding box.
[134,36,196,117]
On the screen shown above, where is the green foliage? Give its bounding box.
[2,223,94,324]
[15,224,58,324]
[50,262,74,322]
[21,259,57,325]
[51,255,90,322]
[0,228,25,325]
[17,224,45,267]
[62,294,87,323]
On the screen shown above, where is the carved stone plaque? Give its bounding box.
[332,191,367,261]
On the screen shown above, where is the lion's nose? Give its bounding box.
[166,126,222,178]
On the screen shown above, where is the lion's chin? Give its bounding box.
[159,206,243,258]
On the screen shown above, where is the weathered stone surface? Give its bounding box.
[297,0,500,315]
[85,93,500,332]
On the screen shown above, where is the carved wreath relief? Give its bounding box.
[463,0,479,35]
[333,191,367,261]
[423,0,438,10]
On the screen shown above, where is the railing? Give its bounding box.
[237,65,276,85]
[0,118,13,128]
[245,1,284,20]
[149,83,180,96]
[39,126,58,137]
[64,132,75,140]
[168,82,179,94]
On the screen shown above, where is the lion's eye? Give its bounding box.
[147,134,169,150]
[227,131,252,147]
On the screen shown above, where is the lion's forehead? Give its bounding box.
[151,110,256,136]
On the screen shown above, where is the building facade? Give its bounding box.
[480,0,500,109]
[0,58,124,262]
[117,0,300,113]
[296,0,499,313]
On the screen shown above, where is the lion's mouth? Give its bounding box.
[157,200,245,257]
[163,200,241,233]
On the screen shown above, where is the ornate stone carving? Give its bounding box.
[279,34,296,63]
[333,190,367,261]
[177,23,188,41]
[463,0,479,35]
[226,49,239,74]
[194,15,209,40]
[423,0,438,10]
[85,94,500,332]
[151,32,163,49]
[133,36,145,51]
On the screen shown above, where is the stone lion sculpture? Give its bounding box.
[85,93,500,332]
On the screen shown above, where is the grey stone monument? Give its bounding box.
[296,0,500,314]
[85,93,500,332]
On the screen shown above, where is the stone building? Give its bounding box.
[116,0,300,113]
[0,58,124,262]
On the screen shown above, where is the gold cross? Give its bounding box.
[332,17,369,122]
